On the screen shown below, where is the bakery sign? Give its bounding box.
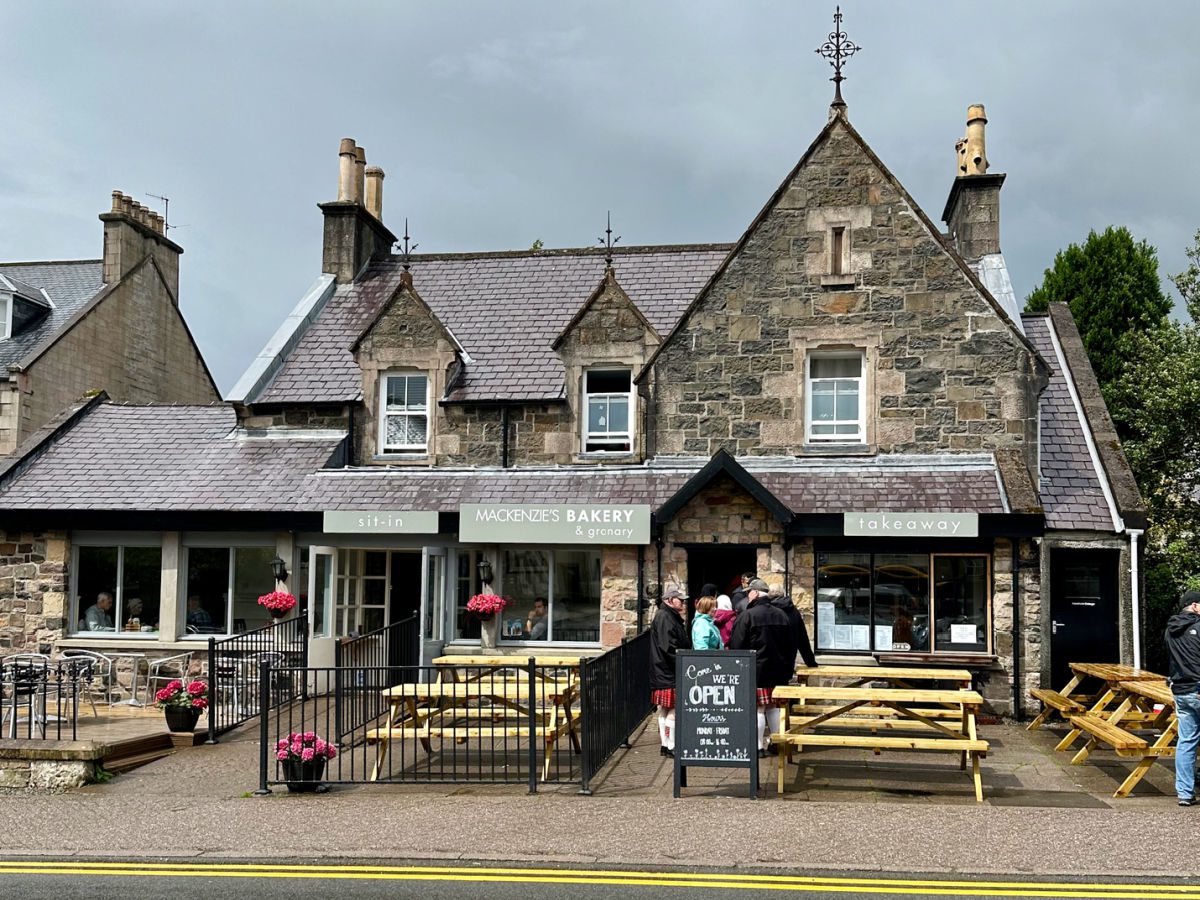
[459,503,651,544]
[843,512,979,538]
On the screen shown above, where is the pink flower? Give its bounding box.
[301,732,316,743]
[155,688,173,702]
[290,742,303,755]
[313,739,326,754]
[190,698,208,709]
[186,681,207,695]
[276,750,289,761]
[300,747,315,762]
[325,745,337,759]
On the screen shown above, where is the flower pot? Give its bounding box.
[282,756,326,793]
[164,706,202,733]
[268,607,289,620]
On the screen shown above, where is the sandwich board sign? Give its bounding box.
[673,650,758,799]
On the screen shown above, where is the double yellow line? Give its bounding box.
[0,860,1198,897]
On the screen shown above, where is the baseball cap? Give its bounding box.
[748,578,770,592]
[1181,589,1200,610]
[663,587,688,601]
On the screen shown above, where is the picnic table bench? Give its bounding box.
[771,684,988,801]
[369,655,583,782]
[1028,662,1165,730]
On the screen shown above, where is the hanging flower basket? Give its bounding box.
[466,593,510,620]
[258,591,297,619]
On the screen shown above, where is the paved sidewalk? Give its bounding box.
[0,715,1195,878]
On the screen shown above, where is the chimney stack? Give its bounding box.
[942,104,1006,261]
[364,166,385,220]
[100,191,183,300]
[320,137,397,283]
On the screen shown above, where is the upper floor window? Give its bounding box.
[806,351,865,443]
[0,292,10,340]
[583,369,633,453]
[380,372,429,454]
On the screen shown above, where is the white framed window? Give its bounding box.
[71,537,163,637]
[583,368,633,453]
[0,292,11,341]
[182,545,276,636]
[379,372,429,454]
[806,351,865,443]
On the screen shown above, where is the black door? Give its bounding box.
[1049,549,1120,687]
[387,552,422,675]
[683,544,760,619]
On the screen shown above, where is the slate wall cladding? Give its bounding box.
[0,530,67,654]
[648,117,1043,468]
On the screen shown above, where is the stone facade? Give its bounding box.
[646,116,1044,472]
[0,530,67,654]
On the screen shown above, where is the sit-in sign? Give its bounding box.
[843,512,979,537]
[459,503,650,544]
[323,510,440,534]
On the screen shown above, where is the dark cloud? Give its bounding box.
[1,1,1196,391]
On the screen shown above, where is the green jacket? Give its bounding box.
[691,613,724,650]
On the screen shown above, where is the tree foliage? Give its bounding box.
[1025,226,1171,387]
[1172,228,1200,322]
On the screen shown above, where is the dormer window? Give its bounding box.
[379,371,429,454]
[583,368,633,453]
[0,293,9,341]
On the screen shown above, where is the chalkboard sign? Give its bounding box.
[673,650,758,799]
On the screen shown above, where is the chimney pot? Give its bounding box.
[963,104,989,176]
[338,138,357,202]
[111,190,124,213]
[354,146,366,205]
[120,195,133,217]
[364,166,385,220]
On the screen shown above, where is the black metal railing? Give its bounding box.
[256,658,583,792]
[333,615,419,743]
[1,658,90,741]
[578,631,653,793]
[206,614,308,742]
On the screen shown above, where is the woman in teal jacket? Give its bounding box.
[691,595,724,650]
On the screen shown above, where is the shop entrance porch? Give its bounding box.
[682,544,758,605]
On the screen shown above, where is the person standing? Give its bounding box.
[650,587,691,757]
[730,572,755,614]
[729,578,794,757]
[769,587,818,669]
[691,596,724,650]
[713,595,737,646]
[1166,589,1200,807]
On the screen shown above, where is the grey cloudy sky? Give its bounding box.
[2,1,1198,392]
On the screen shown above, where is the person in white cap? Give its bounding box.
[649,587,691,757]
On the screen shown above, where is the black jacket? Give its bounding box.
[730,588,750,614]
[650,604,690,690]
[729,595,795,689]
[1165,610,1200,695]
[771,595,818,668]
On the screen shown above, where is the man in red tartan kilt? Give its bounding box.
[649,587,690,756]
[730,578,795,757]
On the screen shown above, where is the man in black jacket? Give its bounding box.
[1166,589,1200,806]
[650,587,690,757]
[769,587,818,669]
[730,578,793,757]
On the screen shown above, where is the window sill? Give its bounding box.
[875,652,998,668]
[574,452,637,464]
[820,274,857,288]
[59,637,197,652]
[798,443,873,456]
[371,454,431,466]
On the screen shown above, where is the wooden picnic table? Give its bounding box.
[795,665,974,690]
[369,656,583,781]
[1028,661,1166,731]
[770,683,988,801]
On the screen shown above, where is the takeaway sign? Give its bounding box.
[843,512,979,538]
[459,504,651,545]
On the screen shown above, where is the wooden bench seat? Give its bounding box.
[1026,687,1087,731]
[786,717,968,734]
[1066,713,1148,756]
[772,732,988,753]
[367,724,569,741]
[790,704,964,720]
[774,686,983,706]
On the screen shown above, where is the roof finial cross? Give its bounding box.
[398,218,418,272]
[598,211,621,269]
[815,6,861,110]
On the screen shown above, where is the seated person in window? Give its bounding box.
[125,597,143,629]
[525,598,548,641]
[83,592,115,631]
[186,594,214,629]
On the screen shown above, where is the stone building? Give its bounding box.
[0,101,1145,714]
[0,192,219,455]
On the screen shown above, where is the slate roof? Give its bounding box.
[0,403,344,511]
[1022,314,1116,531]
[0,261,105,368]
[252,245,731,404]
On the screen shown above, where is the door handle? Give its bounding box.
[1052,620,1063,635]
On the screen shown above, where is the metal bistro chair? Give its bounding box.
[2,653,51,739]
[60,650,120,716]
[145,652,193,705]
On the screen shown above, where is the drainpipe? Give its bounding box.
[501,406,510,469]
[1127,528,1143,669]
[1012,539,1022,720]
[636,544,646,633]
[783,537,791,599]
[655,533,664,605]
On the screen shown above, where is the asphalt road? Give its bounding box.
[3,861,1200,900]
